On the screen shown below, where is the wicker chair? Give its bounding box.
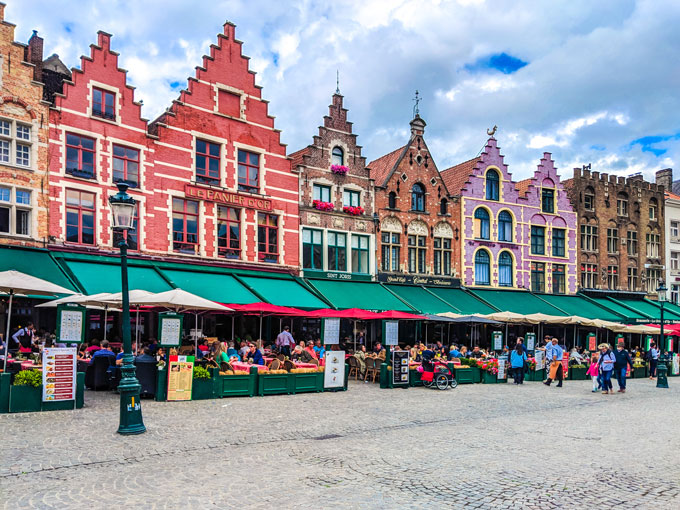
[283,359,295,372]
[270,358,281,371]
[364,357,375,382]
[309,358,319,366]
[220,361,233,372]
[277,354,285,362]
[347,356,359,380]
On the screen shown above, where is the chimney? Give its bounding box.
[27,30,44,82]
[656,168,673,191]
[410,115,426,137]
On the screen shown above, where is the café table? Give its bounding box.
[230,361,269,372]
[292,361,318,370]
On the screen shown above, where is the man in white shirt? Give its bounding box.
[276,326,294,357]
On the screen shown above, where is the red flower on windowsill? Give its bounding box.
[330,164,348,175]
[312,200,335,211]
[343,205,364,216]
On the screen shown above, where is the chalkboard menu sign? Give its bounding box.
[392,350,410,386]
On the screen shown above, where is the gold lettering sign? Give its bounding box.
[185,184,273,211]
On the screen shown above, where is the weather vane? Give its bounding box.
[487,125,497,136]
[336,70,340,94]
[413,90,420,117]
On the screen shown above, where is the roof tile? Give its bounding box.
[440,157,479,195]
[368,145,406,186]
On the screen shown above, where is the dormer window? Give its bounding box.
[411,183,425,212]
[92,88,116,120]
[332,146,344,166]
[486,169,499,201]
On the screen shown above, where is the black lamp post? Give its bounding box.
[109,182,146,434]
[656,280,669,389]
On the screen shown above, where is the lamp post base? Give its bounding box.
[118,370,146,435]
[656,361,669,389]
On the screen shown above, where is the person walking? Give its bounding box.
[586,352,600,392]
[598,343,616,394]
[544,338,564,387]
[510,342,527,385]
[614,342,634,393]
[275,325,294,357]
[648,341,660,380]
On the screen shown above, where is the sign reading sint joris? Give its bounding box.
[185,184,273,211]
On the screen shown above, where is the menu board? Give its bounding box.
[322,318,340,345]
[492,331,503,351]
[535,350,545,370]
[384,321,399,346]
[526,333,536,352]
[561,352,569,379]
[497,359,507,380]
[167,355,194,401]
[56,304,86,343]
[324,350,345,388]
[391,350,410,385]
[159,312,183,346]
[588,334,597,351]
[42,347,77,402]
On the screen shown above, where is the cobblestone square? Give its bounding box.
[1,378,679,509]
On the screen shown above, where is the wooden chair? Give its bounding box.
[309,358,319,366]
[220,361,233,372]
[347,356,359,380]
[283,359,295,372]
[179,346,193,355]
[270,358,281,370]
[277,354,285,362]
[364,357,375,382]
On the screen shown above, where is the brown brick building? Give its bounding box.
[370,114,460,283]
[564,168,665,295]
[0,4,49,247]
[291,92,375,279]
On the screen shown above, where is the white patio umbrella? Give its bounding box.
[37,292,121,340]
[101,290,155,353]
[0,270,76,371]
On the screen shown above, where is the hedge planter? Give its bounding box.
[481,371,498,384]
[1,373,85,414]
[453,367,475,384]
[191,378,215,400]
[526,369,545,382]
[568,367,587,380]
[9,384,42,413]
[632,367,646,378]
[469,366,482,383]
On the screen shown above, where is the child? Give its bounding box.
[586,352,600,392]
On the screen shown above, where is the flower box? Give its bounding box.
[469,365,482,383]
[453,366,475,384]
[568,366,587,380]
[526,369,545,382]
[312,200,334,211]
[632,366,646,378]
[330,164,348,175]
[343,205,364,216]
[191,378,215,400]
[0,373,85,414]
[481,371,498,384]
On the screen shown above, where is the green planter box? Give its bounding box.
[408,369,424,387]
[469,365,482,383]
[258,373,293,396]
[632,366,646,378]
[568,367,587,380]
[191,378,215,400]
[526,368,545,382]
[453,367,475,384]
[217,373,256,397]
[481,371,498,384]
[9,384,42,413]
[155,368,168,401]
[292,372,322,394]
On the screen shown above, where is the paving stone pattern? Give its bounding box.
[1,378,679,509]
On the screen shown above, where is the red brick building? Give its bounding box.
[47,24,298,271]
[291,92,375,280]
[370,114,460,284]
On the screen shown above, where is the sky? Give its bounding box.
[9,0,680,182]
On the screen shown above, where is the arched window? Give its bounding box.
[474,208,490,239]
[498,210,512,242]
[332,146,344,166]
[475,250,490,285]
[498,251,513,287]
[388,191,397,209]
[486,169,499,201]
[411,183,425,212]
[440,198,448,215]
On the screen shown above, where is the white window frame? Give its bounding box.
[0,117,32,168]
[0,185,32,237]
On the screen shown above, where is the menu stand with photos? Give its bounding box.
[159,312,183,347]
[56,304,87,344]
[43,347,77,408]
[391,350,410,388]
[324,350,346,390]
[167,355,194,401]
[492,331,503,352]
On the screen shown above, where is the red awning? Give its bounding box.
[304,308,384,320]
[223,302,306,315]
[643,324,680,335]
[375,310,425,320]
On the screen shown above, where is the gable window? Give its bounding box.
[0,187,31,237]
[331,146,344,166]
[580,224,598,252]
[541,188,555,213]
[649,199,658,221]
[328,232,347,272]
[583,186,595,211]
[607,265,618,290]
[411,183,425,212]
[313,184,331,203]
[343,189,360,207]
[408,234,426,273]
[474,250,490,286]
[486,169,499,201]
[474,208,490,240]
[388,191,397,209]
[381,232,400,272]
[302,228,323,270]
[257,213,278,263]
[627,230,638,255]
[172,198,199,255]
[351,235,369,273]
[646,232,660,258]
[92,87,115,120]
[65,189,95,245]
[433,237,452,276]
[530,262,545,292]
[112,145,140,187]
[627,267,638,291]
[195,139,220,185]
[440,198,448,215]
[238,150,259,193]
[607,227,619,254]
[65,133,95,178]
[217,206,240,259]
[552,264,565,294]
[552,228,565,257]
[617,193,628,217]
[113,203,138,251]
[498,251,513,287]
[581,263,597,289]
[0,118,31,168]
[530,226,545,255]
[498,211,512,242]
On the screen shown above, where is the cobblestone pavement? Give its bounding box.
[1,377,680,509]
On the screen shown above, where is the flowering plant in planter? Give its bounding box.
[477,358,499,375]
[343,205,364,216]
[330,164,348,175]
[527,357,536,370]
[313,200,335,211]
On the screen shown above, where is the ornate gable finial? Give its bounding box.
[336,70,340,94]
[487,125,497,137]
[413,90,420,117]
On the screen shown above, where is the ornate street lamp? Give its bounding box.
[109,182,146,434]
[656,280,669,389]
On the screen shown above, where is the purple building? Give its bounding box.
[442,135,577,294]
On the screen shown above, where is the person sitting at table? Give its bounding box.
[373,342,384,356]
[449,344,461,358]
[86,340,101,355]
[156,347,167,363]
[226,341,241,361]
[469,346,483,359]
[304,340,318,359]
[135,347,156,364]
[248,344,265,365]
[354,344,367,378]
[421,344,435,362]
[89,340,116,364]
[114,346,126,366]
[435,341,447,358]
[291,345,313,363]
[238,341,249,360]
[212,341,231,367]
[313,339,325,360]
[459,346,468,358]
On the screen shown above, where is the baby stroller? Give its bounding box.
[418,359,458,390]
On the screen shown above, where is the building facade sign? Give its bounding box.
[377,273,460,287]
[185,184,273,211]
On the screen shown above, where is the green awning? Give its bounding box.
[660,302,680,320]
[238,275,328,309]
[537,294,624,322]
[587,297,647,322]
[610,298,680,322]
[61,260,172,295]
[426,287,498,315]
[0,246,76,292]
[159,269,258,304]
[382,285,459,314]
[468,289,567,316]
[305,280,414,311]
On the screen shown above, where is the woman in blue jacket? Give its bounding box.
[510,342,528,385]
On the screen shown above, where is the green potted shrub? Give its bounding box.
[568,364,587,380]
[11,369,42,413]
[460,358,482,383]
[632,362,647,378]
[191,366,215,400]
[477,359,499,384]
